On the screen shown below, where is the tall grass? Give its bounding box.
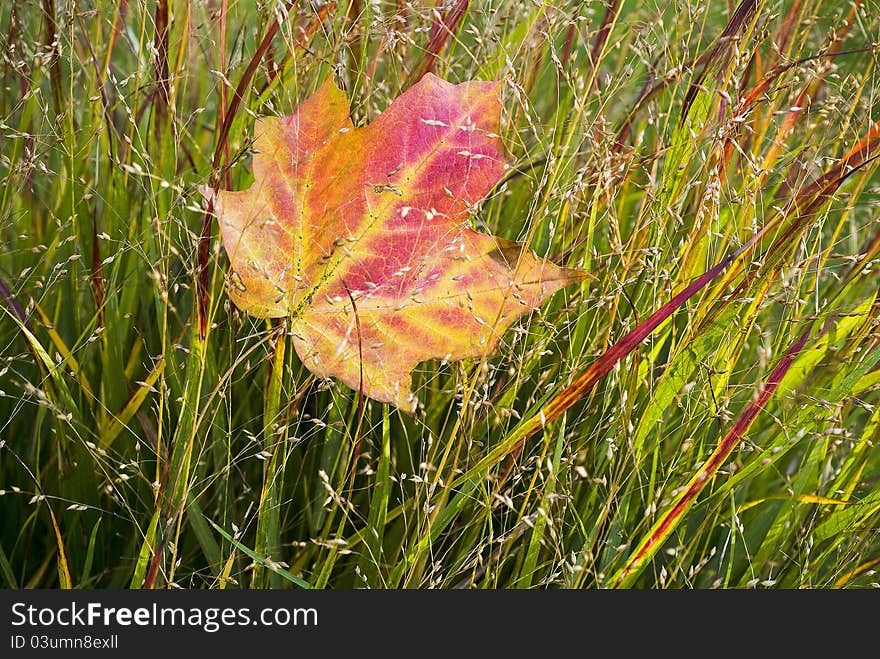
[1,0,879,589]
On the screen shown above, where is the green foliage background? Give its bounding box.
[1,0,879,588]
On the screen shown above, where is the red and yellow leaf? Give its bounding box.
[204,74,584,410]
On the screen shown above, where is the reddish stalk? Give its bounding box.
[611,328,812,587]
[402,0,469,91]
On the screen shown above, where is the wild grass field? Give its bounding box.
[1,0,879,589]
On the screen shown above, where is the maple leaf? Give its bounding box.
[203,74,585,411]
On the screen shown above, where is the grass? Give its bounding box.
[1,0,879,589]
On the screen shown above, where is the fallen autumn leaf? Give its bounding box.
[203,74,585,410]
